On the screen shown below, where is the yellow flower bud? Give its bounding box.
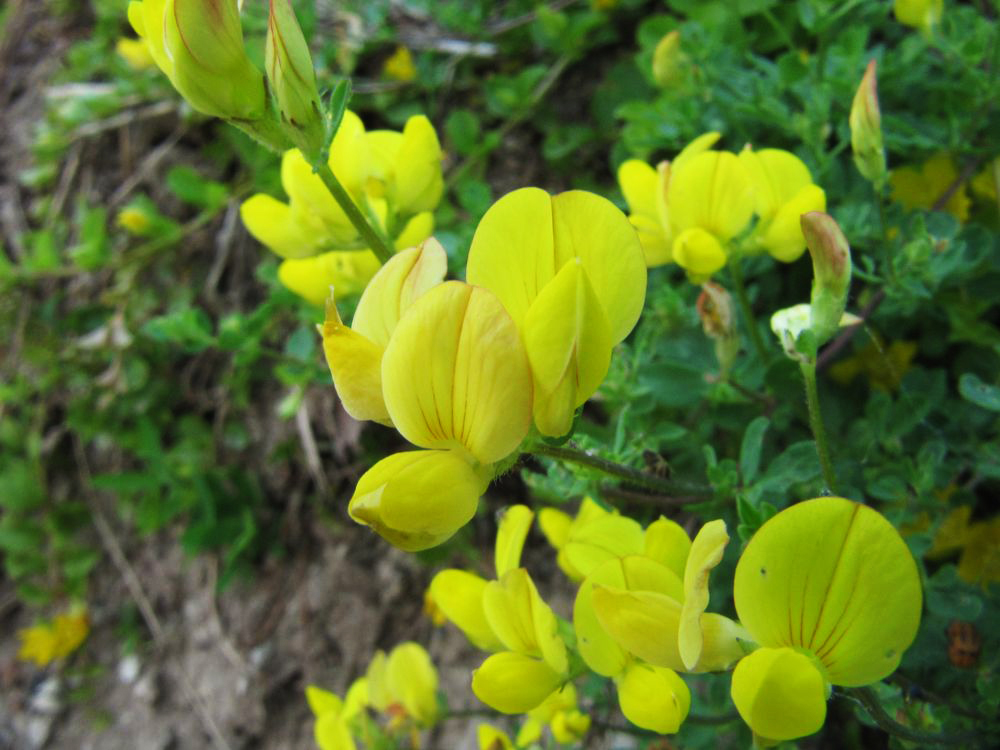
[802,211,852,345]
[652,30,686,87]
[383,46,417,82]
[348,449,488,551]
[894,0,943,34]
[127,0,266,120]
[850,60,886,186]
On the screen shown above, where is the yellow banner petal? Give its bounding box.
[668,151,754,241]
[617,662,690,734]
[617,159,660,221]
[471,652,563,714]
[563,514,645,581]
[495,505,535,578]
[730,647,827,742]
[739,148,815,220]
[429,569,504,652]
[393,115,445,214]
[328,110,369,196]
[734,497,922,686]
[381,281,533,464]
[240,194,323,259]
[643,517,692,580]
[760,184,827,263]
[348,450,486,551]
[385,642,439,725]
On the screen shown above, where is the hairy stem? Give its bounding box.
[529,443,713,497]
[729,258,769,362]
[800,361,837,491]
[845,686,990,746]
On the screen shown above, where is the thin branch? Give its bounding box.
[844,686,991,747]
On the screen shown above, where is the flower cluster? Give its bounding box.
[241,110,444,305]
[307,641,439,750]
[617,132,826,276]
[321,188,646,550]
[17,608,90,667]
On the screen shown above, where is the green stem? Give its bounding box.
[311,160,395,264]
[845,687,990,746]
[529,443,713,497]
[729,258,768,362]
[800,361,837,491]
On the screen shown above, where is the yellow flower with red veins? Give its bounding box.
[730,497,922,744]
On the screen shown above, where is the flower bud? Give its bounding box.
[894,0,943,34]
[266,0,325,158]
[849,60,886,187]
[802,211,851,345]
[128,0,266,120]
[652,30,685,87]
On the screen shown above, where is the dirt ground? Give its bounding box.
[0,3,644,749]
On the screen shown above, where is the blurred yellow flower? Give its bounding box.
[894,0,943,34]
[829,338,917,392]
[17,610,89,667]
[116,37,155,70]
[383,46,417,82]
[890,153,970,222]
[367,642,440,727]
[927,506,1000,585]
[116,206,153,236]
[307,679,368,750]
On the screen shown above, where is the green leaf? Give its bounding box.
[445,109,481,156]
[958,373,1000,412]
[326,77,352,139]
[142,307,216,352]
[165,166,227,210]
[760,441,821,488]
[739,416,770,484]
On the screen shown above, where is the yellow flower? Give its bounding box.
[367,642,440,727]
[241,109,444,301]
[617,132,721,266]
[116,206,153,235]
[17,609,89,667]
[738,147,826,263]
[890,153,970,222]
[478,724,516,750]
[307,679,368,750]
[829,338,917,392]
[927,506,1000,585]
[126,0,266,120]
[516,683,591,746]
[537,497,644,582]
[345,281,534,549]
[116,37,154,70]
[467,188,647,436]
[730,497,922,742]
[320,238,446,424]
[383,46,417,82]
[894,0,943,34]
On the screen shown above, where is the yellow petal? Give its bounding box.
[467,188,647,343]
[733,497,923,686]
[352,238,447,347]
[385,642,439,725]
[524,260,613,437]
[731,647,827,742]
[306,685,343,717]
[495,505,535,578]
[320,295,391,423]
[477,724,516,750]
[668,150,754,241]
[617,662,691,734]
[428,569,504,652]
[563,514,645,581]
[738,148,814,220]
[471,652,563,714]
[643,517,692,580]
[393,114,445,214]
[630,214,673,267]
[348,450,486,551]
[574,555,683,677]
[759,184,827,262]
[617,159,660,221]
[281,250,381,306]
[483,569,568,674]
[672,227,728,276]
[241,195,324,259]
[282,148,357,241]
[381,282,533,463]
[537,508,573,552]
[329,110,370,196]
[679,520,728,671]
[343,678,368,718]
[591,587,684,671]
[672,131,722,171]
[394,211,435,249]
[315,713,357,750]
